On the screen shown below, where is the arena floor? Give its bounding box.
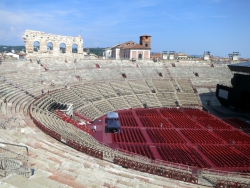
[89,108,250,173]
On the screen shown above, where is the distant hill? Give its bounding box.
[0,45,25,53]
[190,55,203,58]
[83,48,105,57]
[0,45,105,57]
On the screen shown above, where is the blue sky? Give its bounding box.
[0,0,250,57]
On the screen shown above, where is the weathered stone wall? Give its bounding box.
[23,30,83,57]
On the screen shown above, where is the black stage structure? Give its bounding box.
[105,111,121,133]
[216,62,250,113]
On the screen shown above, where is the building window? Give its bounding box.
[145,43,148,47]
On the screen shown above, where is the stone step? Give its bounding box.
[0,127,199,187]
[29,175,72,188]
[0,182,18,188]
[1,172,72,188]
[1,174,46,188]
[0,102,7,114]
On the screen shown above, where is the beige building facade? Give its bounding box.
[110,35,151,60]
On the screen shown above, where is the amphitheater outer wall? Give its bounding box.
[23,30,84,58]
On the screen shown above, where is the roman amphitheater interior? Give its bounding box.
[0,33,250,188]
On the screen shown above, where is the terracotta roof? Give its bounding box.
[150,53,161,58]
[112,41,150,50]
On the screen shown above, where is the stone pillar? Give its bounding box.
[53,41,60,55]
[40,41,47,53]
[66,43,72,54]
[77,36,83,54]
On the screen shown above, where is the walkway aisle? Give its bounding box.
[132,109,163,160]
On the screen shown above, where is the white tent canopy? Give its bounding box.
[107,111,119,119]
[5,53,19,59]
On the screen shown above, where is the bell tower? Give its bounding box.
[140,35,151,48]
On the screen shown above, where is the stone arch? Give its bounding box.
[72,43,78,53]
[46,42,53,53]
[33,41,40,52]
[60,42,66,53]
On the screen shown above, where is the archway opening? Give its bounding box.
[138,53,142,59]
[72,44,78,53]
[47,42,53,53]
[60,43,66,53]
[33,41,40,52]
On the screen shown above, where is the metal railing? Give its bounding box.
[0,142,30,178]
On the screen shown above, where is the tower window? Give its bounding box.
[145,43,148,47]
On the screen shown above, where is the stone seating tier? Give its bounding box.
[0,59,242,187]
